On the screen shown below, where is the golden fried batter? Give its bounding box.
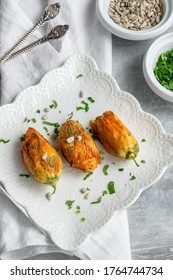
[21,127,62,194]
[90,111,139,161]
[58,120,102,172]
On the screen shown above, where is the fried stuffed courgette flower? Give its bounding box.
[58,120,102,172]
[21,127,62,195]
[90,111,139,165]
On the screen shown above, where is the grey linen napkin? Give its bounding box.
[0,0,131,260]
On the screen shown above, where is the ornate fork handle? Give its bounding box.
[4,25,69,63]
[0,3,61,65]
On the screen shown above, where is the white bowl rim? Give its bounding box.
[143,32,173,102]
[96,0,173,40]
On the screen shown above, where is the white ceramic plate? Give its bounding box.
[0,54,173,251]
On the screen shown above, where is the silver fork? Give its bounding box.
[3,25,69,63]
[0,3,61,65]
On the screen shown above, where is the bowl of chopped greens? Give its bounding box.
[143,32,173,102]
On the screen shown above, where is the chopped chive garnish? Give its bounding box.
[76,74,83,79]
[130,175,136,180]
[141,160,146,164]
[36,110,40,114]
[49,155,56,167]
[103,165,109,175]
[100,150,104,155]
[43,121,59,127]
[0,139,10,144]
[49,100,58,109]
[20,135,25,142]
[19,174,30,178]
[102,190,108,196]
[112,162,116,165]
[76,106,85,111]
[65,200,75,209]
[118,168,124,172]
[31,118,36,123]
[83,172,93,180]
[81,217,86,222]
[141,138,146,142]
[87,187,90,191]
[76,205,80,210]
[68,128,73,136]
[23,117,27,123]
[90,196,102,204]
[76,209,81,214]
[67,112,73,120]
[108,181,116,194]
[68,146,74,151]
[43,127,49,133]
[87,97,95,103]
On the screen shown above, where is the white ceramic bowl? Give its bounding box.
[143,33,173,102]
[96,0,173,41]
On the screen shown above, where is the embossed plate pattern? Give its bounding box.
[0,55,173,250]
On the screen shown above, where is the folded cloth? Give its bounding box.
[0,0,131,260]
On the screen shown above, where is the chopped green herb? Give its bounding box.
[108,181,116,194]
[76,205,80,210]
[23,117,36,123]
[65,200,75,209]
[154,50,173,91]
[112,162,116,165]
[87,187,91,191]
[68,146,74,151]
[76,106,85,111]
[103,165,109,175]
[31,118,36,123]
[76,99,90,112]
[54,126,59,135]
[87,97,95,103]
[19,174,30,178]
[67,112,73,120]
[49,155,56,167]
[68,128,73,136]
[83,172,93,180]
[90,196,102,204]
[100,150,104,155]
[102,190,108,196]
[43,127,49,133]
[36,110,41,114]
[141,160,146,164]
[141,138,146,142]
[76,209,81,214]
[43,121,59,127]
[76,74,83,79]
[81,217,86,222]
[130,175,136,180]
[59,110,62,113]
[88,128,98,140]
[0,139,10,144]
[20,135,25,142]
[49,100,58,109]
[118,168,124,172]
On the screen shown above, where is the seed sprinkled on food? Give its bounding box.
[80,188,87,194]
[84,193,90,200]
[77,135,82,141]
[66,136,75,143]
[46,192,52,201]
[108,0,163,31]
[42,114,49,120]
[42,152,48,160]
[44,107,50,113]
[79,90,84,98]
